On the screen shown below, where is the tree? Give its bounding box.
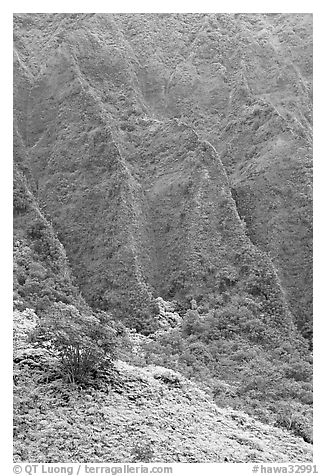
[31,303,118,384]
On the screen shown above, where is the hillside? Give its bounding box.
[13,13,313,462]
[14,309,312,463]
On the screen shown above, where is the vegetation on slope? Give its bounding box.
[14,308,312,463]
[12,13,313,462]
[136,305,312,443]
[13,12,312,338]
[13,160,83,315]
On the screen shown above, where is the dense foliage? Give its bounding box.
[13,12,312,338]
[137,305,312,443]
[13,12,313,463]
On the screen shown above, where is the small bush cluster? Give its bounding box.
[130,440,155,463]
[30,303,119,384]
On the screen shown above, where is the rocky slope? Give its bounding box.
[115,12,313,335]
[13,13,313,462]
[13,126,85,315]
[13,13,312,335]
[14,309,312,463]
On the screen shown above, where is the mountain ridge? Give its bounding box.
[13,13,313,462]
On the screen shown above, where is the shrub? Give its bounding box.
[181,310,203,336]
[152,367,183,388]
[130,440,155,462]
[283,360,312,382]
[30,303,118,384]
[274,402,312,443]
[13,168,31,214]
[26,218,47,240]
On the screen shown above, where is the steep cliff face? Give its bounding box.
[13,13,312,338]
[221,96,312,336]
[13,13,313,463]
[13,131,83,315]
[114,13,313,335]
